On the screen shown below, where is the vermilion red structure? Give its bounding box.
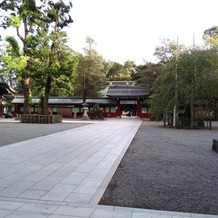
[11,81,151,119]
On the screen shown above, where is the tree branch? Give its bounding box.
[16,27,24,42]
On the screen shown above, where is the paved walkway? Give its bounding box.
[0,118,217,218]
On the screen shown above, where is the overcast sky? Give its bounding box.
[68,0,218,64]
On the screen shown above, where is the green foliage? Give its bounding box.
[0,0,46,113]
[150,46,218,120]
[154,38,187,63]
[0,0,41,30]
[74,37,107,101]
[5,36,20,55]
[29,35,78,97]
[36,0,74,106]
[47,0,73,28]
[150,59,176,120]
[134,62,162,89]
[7,15,20,28]
[1,54,26,73]
[203,26,218,48]
[106,62,123,80]
[106,60,135,81]
[0,36,24,88]
[0,0,74,113]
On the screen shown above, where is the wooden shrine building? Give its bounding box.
[0,82,17,117]
[10,81,150,118]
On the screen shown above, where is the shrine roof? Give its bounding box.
[106,86,149,97]
[12,96,117,105]
[0,82,17,96]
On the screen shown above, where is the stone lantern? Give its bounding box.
[82,102,89,120]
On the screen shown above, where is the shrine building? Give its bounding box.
[0,82,17,117]
[9,81,150,119]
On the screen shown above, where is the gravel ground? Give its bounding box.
[0,119,89,147]
[99,121,218,215]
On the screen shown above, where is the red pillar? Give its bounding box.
[136,100,141,118]
[116,99,121,117]
[13,103,19,117]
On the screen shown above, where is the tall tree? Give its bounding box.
[134,62,162,90]
[0,0,42,113]
[106,61,135,81]
[151,47,218,126]
[28,0,74,114]
[75,37,107,102]
[203,26,218,48]
[154,38,187,63]
[202,26,218,121]
[0,0,73,114]
[29,37,78,95]
[150,59,176,121]
[106,62,123,81]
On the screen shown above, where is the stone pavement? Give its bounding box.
[0,118,217,218]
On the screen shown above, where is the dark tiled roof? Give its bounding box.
[13,96,40,104]
[13,96,117,105]
[106,86,149,97]
[48,98,82,104]
[108,81,135,86]
[49,98,117,105]
[0,82,17,95]
[86,98,117,105]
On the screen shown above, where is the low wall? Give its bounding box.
[20,114,62,124]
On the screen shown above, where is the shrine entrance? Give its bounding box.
[120,100,137,117]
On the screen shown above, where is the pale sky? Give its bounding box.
[67,0,218,64]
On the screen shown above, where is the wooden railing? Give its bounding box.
[20,114,62,124]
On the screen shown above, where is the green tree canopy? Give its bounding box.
[0,0,45,113]
[0,36,25,89]
[154,38,187,63]
[0,0,74,114]
[134,62,162,90]
[106,60,135,81]
[151,47,218,122]
[74,37,107,102]
[203,26,218,48]
[28,0,74,114]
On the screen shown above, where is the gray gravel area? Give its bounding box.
[99,121,218,215]
[0,119,89,147]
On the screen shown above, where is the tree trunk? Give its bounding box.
[83,88,87,103]
[22,73,31,114]
[163,109,166,127]
[190,97,194,129]
[42,75,52,115]
[209,106,212,130]
[0,97,3,117]
[40,96,44,114]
